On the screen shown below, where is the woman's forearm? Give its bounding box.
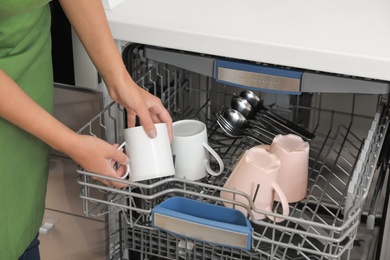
[58,0,131,93]
[59,0,173,139]
[0,69,129,187]
[0,69,78,153]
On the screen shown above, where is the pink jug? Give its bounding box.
[221,145,289,222]
[269,134,310,203]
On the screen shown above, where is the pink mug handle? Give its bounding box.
[267,182,290,222]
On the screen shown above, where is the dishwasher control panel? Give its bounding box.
[144,46,390,95]
[215,59,303,94]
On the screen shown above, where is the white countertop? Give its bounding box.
[105,0,390,81]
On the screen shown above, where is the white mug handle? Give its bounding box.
[116,141,130,180]
[202,142,224,176]
[267,182,290,222]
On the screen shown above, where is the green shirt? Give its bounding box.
[0,0,53,258]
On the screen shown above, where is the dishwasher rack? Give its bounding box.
[77,48,390,260]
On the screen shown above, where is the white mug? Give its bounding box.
[221,145,289,222]
[269,134,310,203]
[119,123,175,182]
[171,120,224,181]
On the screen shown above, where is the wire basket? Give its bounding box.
[77,45,390,260]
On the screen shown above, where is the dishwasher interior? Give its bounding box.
[77,44,390,260]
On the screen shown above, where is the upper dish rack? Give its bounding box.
[76,45,389,260]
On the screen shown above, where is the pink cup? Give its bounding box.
[220,145,289,222]
[269,134,310,203]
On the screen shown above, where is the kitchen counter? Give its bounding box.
[105,0,390,81]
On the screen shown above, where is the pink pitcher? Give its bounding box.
[269,134,310,203]
[221,145,289,222]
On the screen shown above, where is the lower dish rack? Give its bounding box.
[76,54,389,260]
[77,102,389,260]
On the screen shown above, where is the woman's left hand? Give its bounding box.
[108,78,173,142]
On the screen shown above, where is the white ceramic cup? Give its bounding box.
[221,145,289,222]
[269,134,310,203]
[171,120,224,181]
[119,123,175,182]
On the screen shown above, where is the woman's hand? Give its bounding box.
[59,0,173,141]
[58,0,173,186]
[66,134,130,188]
[108,77,173,142]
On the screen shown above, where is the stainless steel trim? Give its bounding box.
[302,72,390,94]
[217,67,301,92]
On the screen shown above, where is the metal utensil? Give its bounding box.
[238,90,315,140]
[217,108,273,144]
[231,95,255,119]
[217,109,247,137]
[239,90,266,112]
[256,111,315,140]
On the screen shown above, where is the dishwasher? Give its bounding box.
[75,42,390,260]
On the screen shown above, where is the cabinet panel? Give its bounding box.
[47,157,105,220]
[40,209,106,260]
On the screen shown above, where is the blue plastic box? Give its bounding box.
[152,196,252,249]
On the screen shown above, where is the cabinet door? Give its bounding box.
[42,156,107,259]
[39,209,106,260]
[46,157,105,220]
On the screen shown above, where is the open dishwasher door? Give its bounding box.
[72,44,390,260]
